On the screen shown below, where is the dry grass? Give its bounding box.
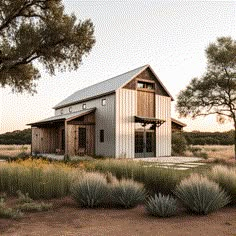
[0,145,31,157]
[197,145,234,160]
[185,145,234,161]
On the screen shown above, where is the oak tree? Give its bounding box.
[176,37,236,159]
[0,0,95,93]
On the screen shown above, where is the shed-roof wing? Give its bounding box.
[28,108,95,126]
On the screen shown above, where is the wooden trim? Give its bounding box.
[65,108,96,122]
[137,88,155,93]
[136,78,155,83]
[64,120,68,160]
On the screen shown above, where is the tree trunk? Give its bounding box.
[234,122,236,160]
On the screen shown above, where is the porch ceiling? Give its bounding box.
[28,108,96,127]
[134,116,165,127]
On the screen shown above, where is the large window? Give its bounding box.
[100,130,104,143]
[137,81,154,90]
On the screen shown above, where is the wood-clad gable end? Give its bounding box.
[124,67,169,118]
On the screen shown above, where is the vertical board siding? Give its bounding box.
[155,95,171,157]
[116,89,136,158]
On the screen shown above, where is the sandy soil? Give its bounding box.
[0,198,235,236]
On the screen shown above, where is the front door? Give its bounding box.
[78,127,86,155]
[135,130,155,158]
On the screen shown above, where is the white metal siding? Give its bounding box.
[156,95,171,156]
[115,89,136,158]
[55,94,116,157]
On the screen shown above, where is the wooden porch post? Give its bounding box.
[64,120,69,161]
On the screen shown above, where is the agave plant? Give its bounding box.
[174,174,230,215]
[145,193,177,217]
[71,172,109,208]
[110,179,146,208]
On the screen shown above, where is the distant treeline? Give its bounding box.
[0,129,31,145]
[183,130,234,145]
[0,128,234,146]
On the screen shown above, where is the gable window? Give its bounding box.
[137,81,154,90]
[69,107,72,113]
[82,104,86,110]
[101,98,106,106]
[100,130,104,143]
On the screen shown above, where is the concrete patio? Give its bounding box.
[134,156,203,163]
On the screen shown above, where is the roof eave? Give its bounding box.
[53,91,115,110]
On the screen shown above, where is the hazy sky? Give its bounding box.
[0,0,235,134]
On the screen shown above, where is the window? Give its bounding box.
[60,109,63,115]
[137,81,154,90]
[101,98,106,106]
[100,130,104,143]
[69,107,72,113]
[82,104,86,110]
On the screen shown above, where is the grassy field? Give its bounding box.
[0,145,31,157]
[0,144,234,160]
[188,145,234,160]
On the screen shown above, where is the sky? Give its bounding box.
[0,0,236,134]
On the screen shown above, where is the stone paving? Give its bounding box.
[134,156,206,170]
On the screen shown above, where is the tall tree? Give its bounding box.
[176,37,236,160]
[0,0,95,93]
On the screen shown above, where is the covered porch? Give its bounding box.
[29,108,96,158]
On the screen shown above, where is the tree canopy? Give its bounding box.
[0,0,95,93]
[176,37,236,159]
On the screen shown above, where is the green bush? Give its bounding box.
[174,174,230,215]
[110,179,146,208]
[171,133,187,155]
[88,159,187,195]
[0,160,78,199]
[71,172,109,208]
[0,198,22,219]
[16,202,53,212]
[145,193,177,217]
[209,165,236,204]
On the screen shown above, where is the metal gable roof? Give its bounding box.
[53,64,173,109]
[28,108,95,126]
[53,65,148,109]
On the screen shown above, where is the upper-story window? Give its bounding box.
[82,104,86,110]
[69,107,73,113]
[60,109,64,115]
[101,98,106,106]
[137,81,154,90]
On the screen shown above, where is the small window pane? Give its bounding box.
[146,83,154,90]
[137,82,145,88]
[82,104,86,110]
[100,130,104,143]
[102,99,106,106]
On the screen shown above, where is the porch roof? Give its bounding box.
[134,116,165,127]
[28,108,96,126]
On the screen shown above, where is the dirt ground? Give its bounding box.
[0,198,236,236]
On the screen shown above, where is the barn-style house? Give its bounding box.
[29,65,175,158]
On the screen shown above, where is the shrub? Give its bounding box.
[145,193,177,217]
[16,202,52,212]
[88,159,187,195]
[110,179,146,208]
[174,174,230,215]
[71,172,109,208]
[16,190,33,204]
[209,165,236,204]
[0,159,79,199]
[0,198,22,219]
[171,133,187,155]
